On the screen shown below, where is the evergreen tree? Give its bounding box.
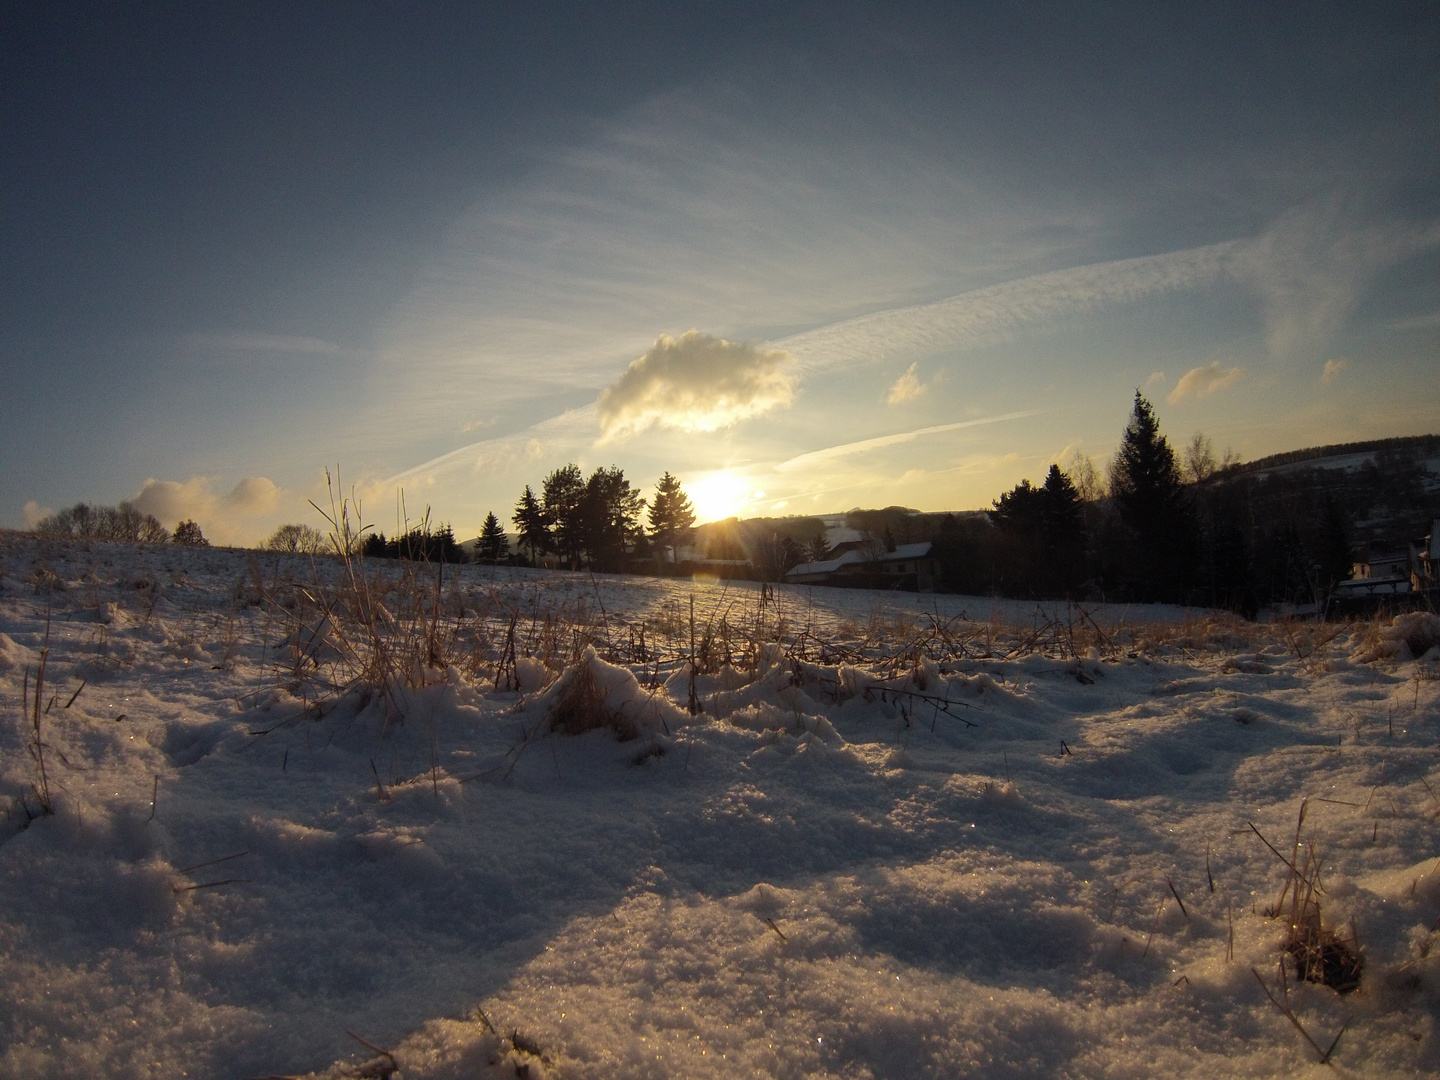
[477,512,508,563]
[1039,464,1086,593]
[172,519,208,546]
[542,464,587,569]
[512,485,547,563]
[1110,392,1195,600]
[581,466,645,571]
[647,472,696,564]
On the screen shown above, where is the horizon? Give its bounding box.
[4,3,1437,545]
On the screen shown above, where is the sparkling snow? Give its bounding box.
[1,533,1437,1079]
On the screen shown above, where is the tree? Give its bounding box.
[580,466,645,571]
[1110,392,1195,600]
[541,465,587,569]
[512,485,548,564]
[477,512,508,563]
[172,519,208,546]
[647,472,696,564]
[263,523,327,554]
[1183,432,1217,484]
[1039,464,1086,593]
[803,534,831,564]
[1065,452,1106,502]
[35,501,167,542]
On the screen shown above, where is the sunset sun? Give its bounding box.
[685,469,757,523]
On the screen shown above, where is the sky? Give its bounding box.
[3,2,1438,544]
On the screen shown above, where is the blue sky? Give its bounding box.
[3,2,1437,543]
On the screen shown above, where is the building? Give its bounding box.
[785,541,936,592]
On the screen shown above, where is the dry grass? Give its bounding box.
[1253,800,1363,994]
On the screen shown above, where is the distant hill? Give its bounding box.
[1223,433,1440,478]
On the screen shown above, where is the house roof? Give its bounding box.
[786,550,864,577]
[879,541,932,562]
[784,541,933,579]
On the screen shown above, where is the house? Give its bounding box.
[1327,527,1438,617]
[785,541,937,592]
[1411,519,1439,592]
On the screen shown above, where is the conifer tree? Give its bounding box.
[512,485,547,563]
[541,465,586,568]
[1110,392,1195,599]
[477,512,508,563]
[647,472,696,564]
[581,466,645,571]
[172,519,209,546]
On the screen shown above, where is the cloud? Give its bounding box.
[1167,361,1244,404]
[777,241,1239,372]
[1321,358,1348,384]
[596,331,796,440]
[1224,197,1440,362]
[130,475,281,544]
[185,332,344,356]
[765,200,1440,376]
[774,410,1038,472]
[885,363,928,405]
[22,500,53,528]
[379,406,598,490]
[1145,371,1167,388]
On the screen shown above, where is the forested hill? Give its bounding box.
[1224,433,1440,476]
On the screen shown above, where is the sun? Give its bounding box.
[686,469,757,523]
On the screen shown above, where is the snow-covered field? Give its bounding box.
[2,532,1439,1079]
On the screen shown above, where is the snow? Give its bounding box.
[1,532,1438,1079]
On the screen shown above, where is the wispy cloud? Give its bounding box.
[774,411,1038,472]
[1321,358,1348,384]
[597,331,796,441]
[184,333,345,356]
[1224,196,1440,362]
[380,406,598,491]
[1167,361,1244,403]
[775,242,1239,372]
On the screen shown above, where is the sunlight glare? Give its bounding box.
[686,470,754,523]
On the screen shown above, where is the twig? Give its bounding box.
[173,878,250,893]
[1251,965,1346,1063]
[64,678,87,708]
[345,1029,397,1070]
[177,851,251,875]
[763,916,788,943]
[371,759,390,802]
[1166,877,1189,918]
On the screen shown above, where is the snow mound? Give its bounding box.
[1357,612,1440,662]
[537,646,689,739]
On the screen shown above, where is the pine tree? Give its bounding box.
[1110,392,1194,599]
[804,534,831,564]
[542,465,587,569]
[477,512,508,564]
[172,519,209,546]
[647,472,696,564]
[512,485,547,564]
[581,466,645,571]
[1039,464,1085,593]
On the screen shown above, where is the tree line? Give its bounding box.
[508,467,695,571]
[932,391,1436,613]
[33,502,210,546]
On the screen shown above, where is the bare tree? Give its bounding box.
[1183,432,1217,483]
[1065,451,1106,502]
